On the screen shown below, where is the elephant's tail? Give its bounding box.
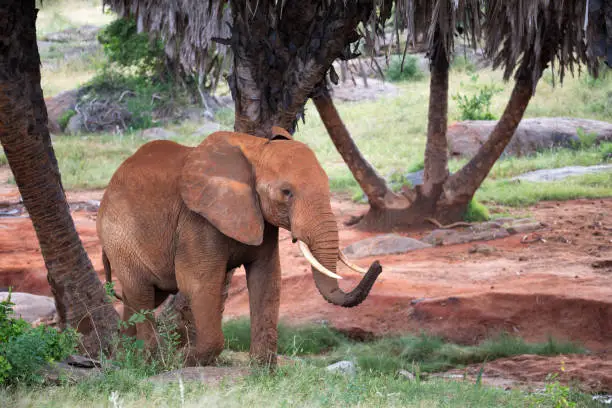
[102,249,122,301]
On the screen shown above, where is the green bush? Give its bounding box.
[453,85,501,120]
[0,291,79,386]
[58,109,76,130]
[463,199,490,222]
[97,17,165,78]
[386,55,424,82]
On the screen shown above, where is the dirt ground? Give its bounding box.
[1,167,611,392]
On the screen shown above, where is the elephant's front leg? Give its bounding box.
[175,232,229,365]
[245,236,281,367]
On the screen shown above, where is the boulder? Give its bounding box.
[65,113,84,135]
[512,164,612,183]
[0,292,56,324]
[326,361,356,376]
[448,118,612,158]
[422,228,510,246]
[45,89,79,134]
[343,234,432,259]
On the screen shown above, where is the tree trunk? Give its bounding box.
[422,29,450,198]
[228,0,372,138]
[440,74,536,217]
[312,89,408,211]
[0,1,118,356]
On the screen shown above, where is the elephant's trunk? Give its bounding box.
[299,211,382,308]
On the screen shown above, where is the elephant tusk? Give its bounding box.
[298,241,343,280]
[338,251,368,274]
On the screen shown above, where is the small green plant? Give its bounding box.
[529,362,579,408]
[453,85,502,120]
[58,109,76,130]
[0,290,79,386]
[385,54,424,82]
[463,199,490,222]
[572,127,599,149]
[451,56,476,73]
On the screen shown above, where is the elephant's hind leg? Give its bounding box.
[121,280,157,349]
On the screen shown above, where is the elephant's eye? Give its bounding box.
[281,188,293,198]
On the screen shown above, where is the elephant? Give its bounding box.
[97,128,383,366]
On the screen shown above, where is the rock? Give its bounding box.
[41,362,102,385]
[326,361,356,376]
[64,355,101,369]
[45,89,79,134]
[468,244,496,255]
[343,234,432,259]
[398,369,415,380]
[512,164,612,183]
[0,292,56,323]
[448,118,612,158]
[422,228,510,246]
[65,113,84,135]
[404,170,424,186]
[140,127,178,140]
[504,220,543,234]
[148,366,248,385]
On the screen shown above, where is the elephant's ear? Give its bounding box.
[180,136,264,246]
[271,126,293,140]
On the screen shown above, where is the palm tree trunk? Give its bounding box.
[0,0,118,356]
[442,74,535,208]
[312,89,408,210]
[422,29,450,198]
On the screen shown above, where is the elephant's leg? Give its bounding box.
[121,282,157,349]
[245,239,281,367]
[175,240,228,365]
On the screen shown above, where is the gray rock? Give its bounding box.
[448,118,612,158]
[503,219,543,234]
[404,170,424,186]
[343,234,432,259]
[140,127,177,140]
[0,292,56,323]
[422,228,510,246]
[398,369,415,380]
[512,164,612,183]
[65,113,84,135]
[326,360,356,376]
[41,362,102,385]
[148,366,248,385]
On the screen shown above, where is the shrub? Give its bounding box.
[0,291,79,386]
[453,85,501,120]
[58,109,76,130]
[463,199,490,222]
[386,55,424,82]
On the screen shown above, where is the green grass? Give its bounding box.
[323,332,583,375]
[2,364,593,408]
[36,0,115,38]
[223,318,347,356]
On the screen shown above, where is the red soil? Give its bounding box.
[1,167,611,391]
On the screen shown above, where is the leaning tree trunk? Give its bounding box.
[0,1,118,356]
[312,89,408,211]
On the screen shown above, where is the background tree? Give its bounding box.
[0,0,118,356]
[105,0,608,231]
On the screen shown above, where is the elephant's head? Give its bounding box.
[180,129,382,308]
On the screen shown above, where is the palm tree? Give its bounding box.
[0,0,118,356]
[104,0,607,230]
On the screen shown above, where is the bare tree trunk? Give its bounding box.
[422,29,449,198]
[441,74,535,213]
[312,89,408,210]
[0,0,118,356]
